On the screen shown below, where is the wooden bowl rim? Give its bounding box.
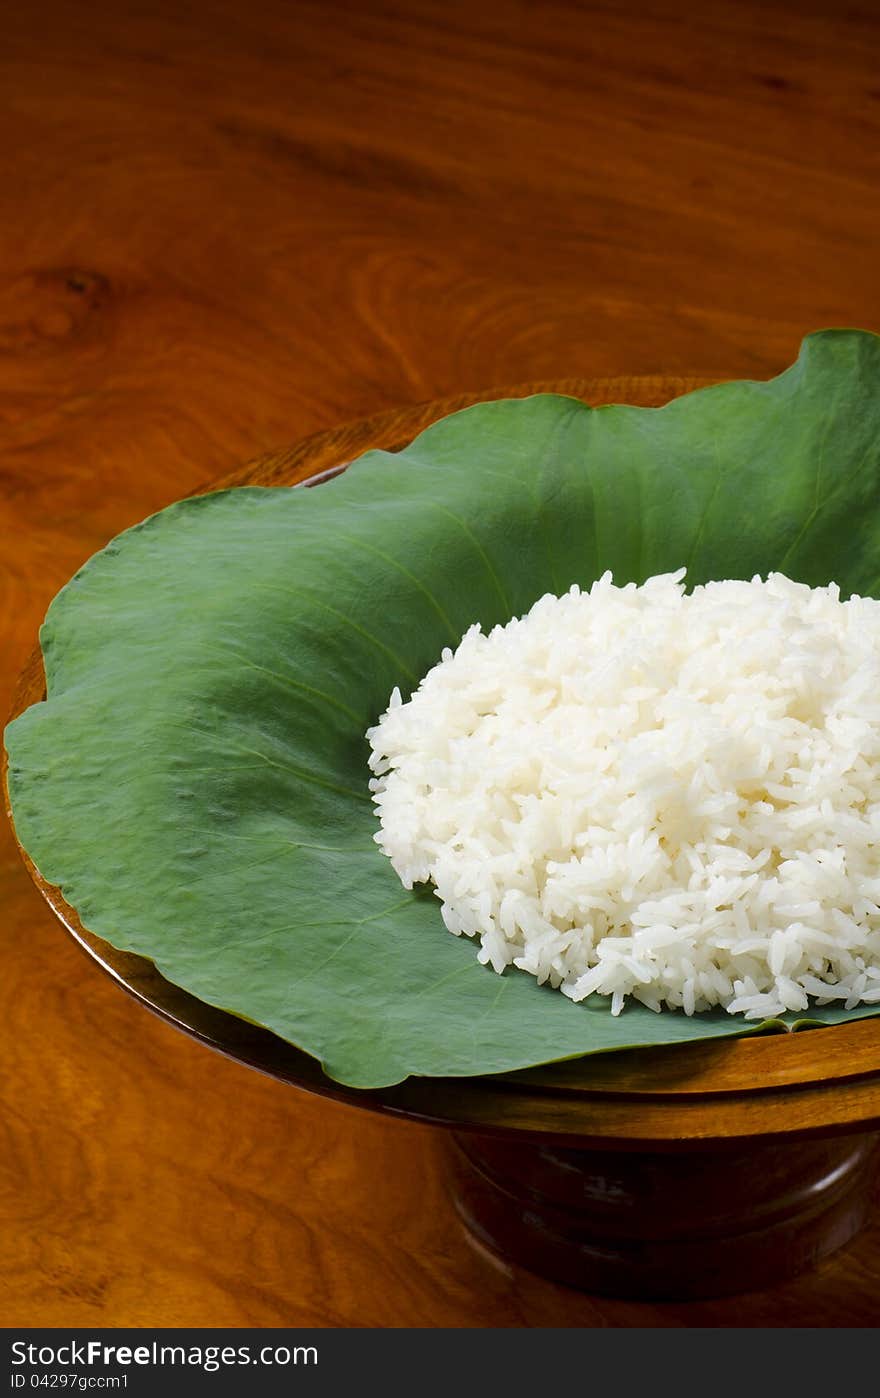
[7,372,880,1146]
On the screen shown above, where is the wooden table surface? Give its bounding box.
[3,0,880,1328]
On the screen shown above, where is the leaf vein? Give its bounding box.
[193,646,366,727]
[426,503,511,615]
[335,533,460,643]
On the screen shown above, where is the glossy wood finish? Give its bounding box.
[4,0,880,1326]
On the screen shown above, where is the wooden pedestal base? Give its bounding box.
[448,1130,880,1299]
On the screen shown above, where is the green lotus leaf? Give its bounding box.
[7,329,880,1087]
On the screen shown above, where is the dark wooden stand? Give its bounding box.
[8,376,880,1301]
[448,1130,879,1299]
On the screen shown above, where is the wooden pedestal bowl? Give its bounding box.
[7,375,880,1302]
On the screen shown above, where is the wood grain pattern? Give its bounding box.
[3,0,880,1327]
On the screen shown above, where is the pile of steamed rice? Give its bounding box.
[367,571,880,1020]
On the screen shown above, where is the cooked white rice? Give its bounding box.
[367,570,880,1020]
